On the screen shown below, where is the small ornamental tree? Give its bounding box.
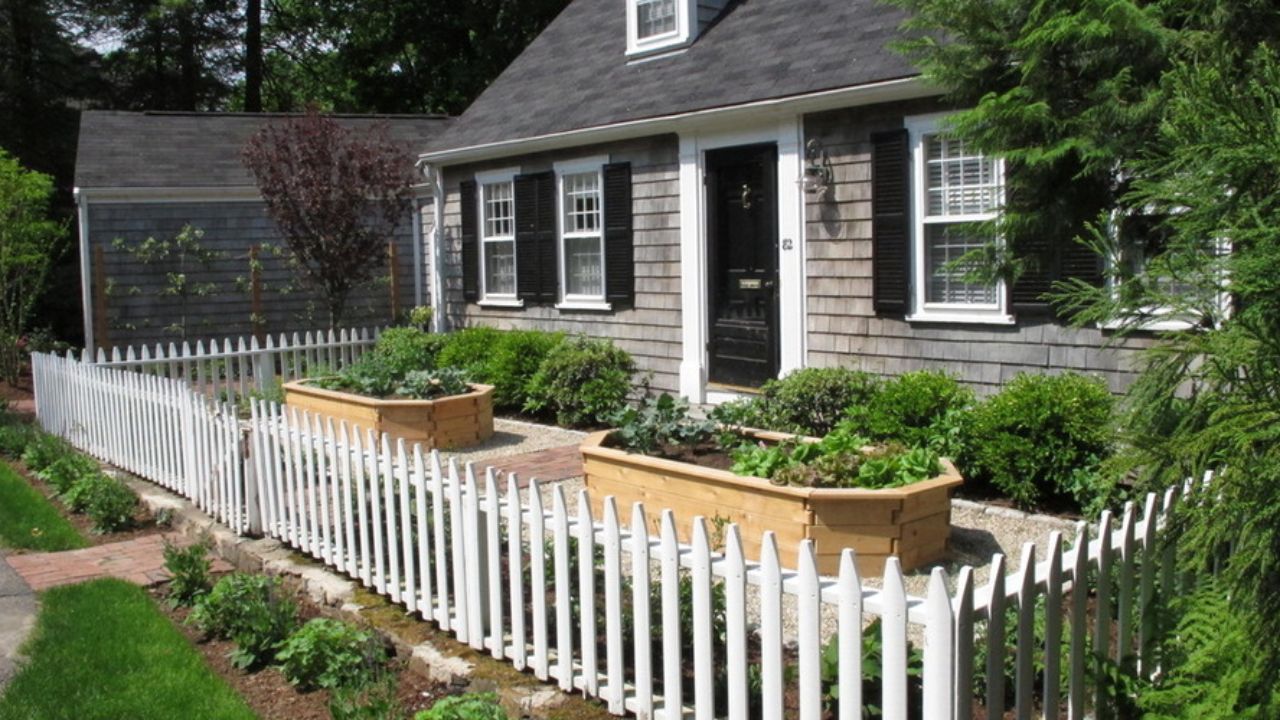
[243,110,414,327]
[0,149,64,384]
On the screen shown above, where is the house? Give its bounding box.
[74,111,452,351]
[417,0,1151,400]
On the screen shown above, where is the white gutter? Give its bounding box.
[419,76,936,167]
[74,187,94,353]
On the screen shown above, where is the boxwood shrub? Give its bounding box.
[846,370,974,455]
[523,336,636,427]
[710,367,880,436]
[435,326,504,381]
[367,327,449,376]
[957,371,1115,513]
[484,330,566,410]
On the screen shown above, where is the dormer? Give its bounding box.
[625,0,729,57]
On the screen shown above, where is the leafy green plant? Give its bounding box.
[957,372,1114,512]
[819,618,923,717]
[20,432,68,472]
[731,424,942,490]
[369,326,447,376]
[846,370,974,455]
[190,573,298,669]
[607,393,715,455]
[413,692,507,720]
[523,336,636,427]
[483,329,565,409]
[0,420,36,458]
[82,475,138,533]
[163,538,213,608]
[277,617,386,690]
[314,355,401,397]
[760,368,882,435]
[330,669,404,720]
[37,452,98,494]
[435,326,504,380]
[394,367,472,400]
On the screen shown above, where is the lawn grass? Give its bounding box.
[0,578,257,720]
[0,460,86,552]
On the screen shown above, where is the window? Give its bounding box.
[906,113,1012,324]
[555,157,610,308]
[626,0,690,56]
[477,168,518,301]
[636,0,676,39]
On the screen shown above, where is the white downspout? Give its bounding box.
[429,164,447,333]
[74,188,94,353]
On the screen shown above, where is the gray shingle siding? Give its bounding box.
[802,101,1151,393]
[87,201,421,349]
[439,136,683,393]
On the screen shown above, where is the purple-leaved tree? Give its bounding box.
[243,110,414,327]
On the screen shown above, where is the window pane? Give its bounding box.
[925,224,996,304]
[563,172,600,233]
[565,236,603,297]
[637,0,676,38]
[924,134,999,217]
[484,240,515,295]
[483,182,513,238]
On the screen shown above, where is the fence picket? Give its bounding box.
[552,485,573,690]
[1094,512,1114,719]
[602,497,624,714]
[529,478,548,680]
[507,475,526,671]
[724,524,748,720]
[985,554,1008,720]
[578,492,599,696]
[1015,543,1037,720]
[882,558,909,720]
[630,502,653,719]
[483,468,501,659]
[660,510,682,719]
[924,568,955,720]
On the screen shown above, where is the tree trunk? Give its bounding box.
[244,0,262,111]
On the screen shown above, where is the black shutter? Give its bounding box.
[871,129,911,315]
[603,162,634,308]
[1007,163,1054,316]
[460,180,479,302]
[515,171,557,305]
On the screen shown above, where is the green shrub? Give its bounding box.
[0,421,36,458]
[314,355,400,397]
[190,573,298,669]
[329,670,403,720]
[435,326,504,380]
[20,432,68,472]
[484,330,565,409]
[847,370,974,455]
[277,618,386,690]
[82,475,138,533]
[369,327,447,376]
[523,337,636,427]
[163,538,213,608]
[957,372,1115,512]
[721,368,881,436]
[37,452,98,494]
[414,693,508,720]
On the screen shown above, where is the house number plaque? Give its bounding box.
[738,278,763,290]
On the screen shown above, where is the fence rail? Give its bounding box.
[30,344,1187,720]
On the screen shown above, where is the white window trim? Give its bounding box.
[553,156,611,310]
[626,0,695,57]
[1099,210,1230,331]
[475,167,522,306]
[904,112,1013,325]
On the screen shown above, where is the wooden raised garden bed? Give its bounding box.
[580,428,963,576]
[282,379,495,451]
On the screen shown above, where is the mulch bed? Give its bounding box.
[151,580,448,720]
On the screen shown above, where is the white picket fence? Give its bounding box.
[30,346,1187,720]
[84,327,381,405]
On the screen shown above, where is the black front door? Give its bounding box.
[706,144,779,388]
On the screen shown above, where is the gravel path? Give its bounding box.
[436,418,586,469]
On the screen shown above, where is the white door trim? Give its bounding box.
[677,117,807,403]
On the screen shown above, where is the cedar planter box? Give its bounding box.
[282,379,495,451]
[580,428,963,576]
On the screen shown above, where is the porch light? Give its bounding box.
[800,138,833,195]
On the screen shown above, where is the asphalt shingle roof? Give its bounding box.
[76,111,453,189]
[427,0,918,154]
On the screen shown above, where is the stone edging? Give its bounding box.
[951,497,1084,528]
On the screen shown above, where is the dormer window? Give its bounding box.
[636,0,676,39]
[626,0,693,56]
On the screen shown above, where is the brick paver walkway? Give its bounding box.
[489,444,583,487]
[6,534,231,592]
